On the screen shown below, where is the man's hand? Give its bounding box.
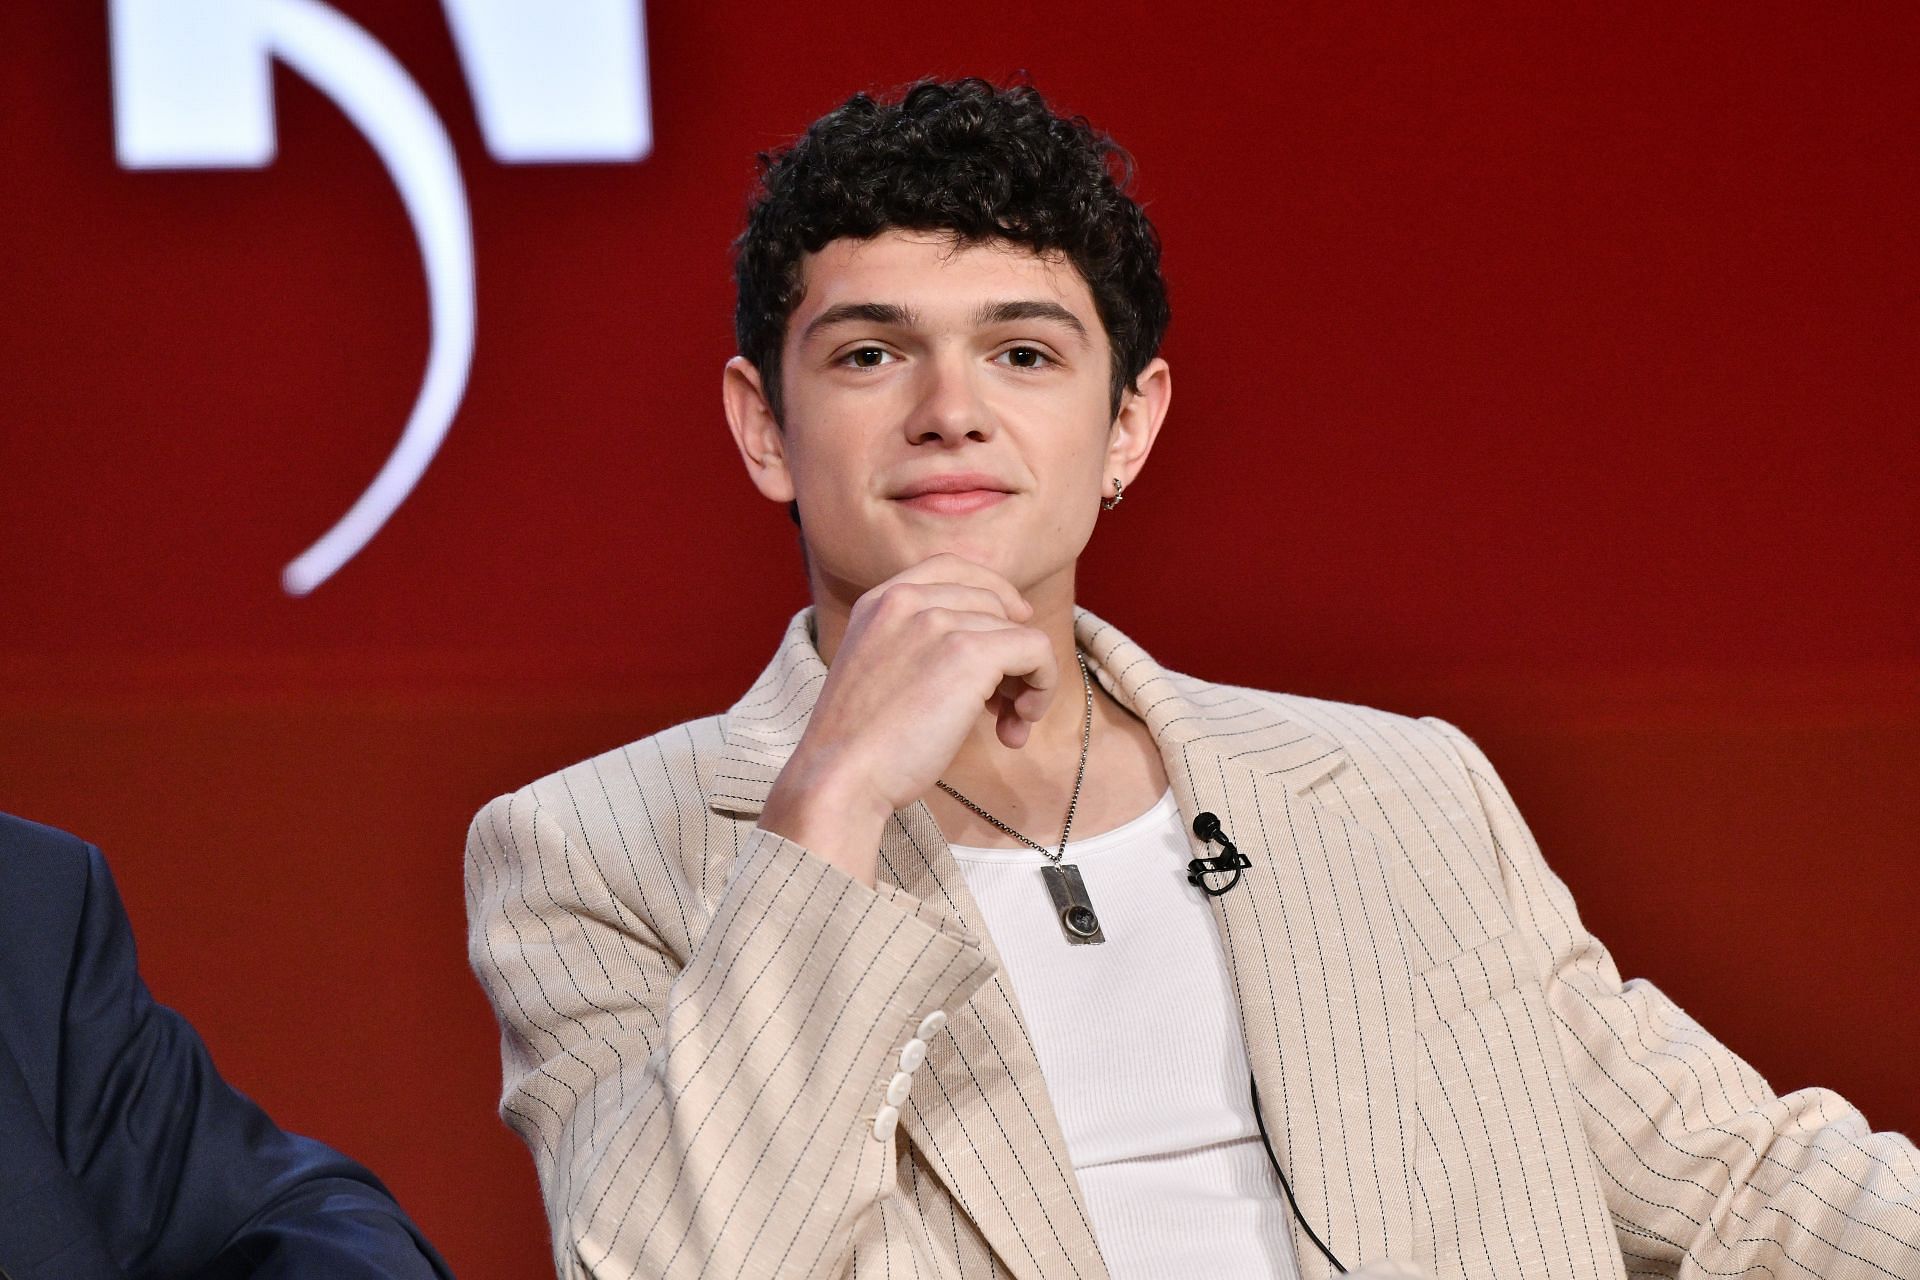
[757,554,1059,885]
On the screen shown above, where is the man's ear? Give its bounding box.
[722,356,796,504]
[1104,356,1171,494]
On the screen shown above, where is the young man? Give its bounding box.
[465,80,1917,1280]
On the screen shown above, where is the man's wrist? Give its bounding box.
[758,756,892,887]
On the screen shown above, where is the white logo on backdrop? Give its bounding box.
[110,0,651,594]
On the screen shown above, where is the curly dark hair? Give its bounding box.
[733,78,1170,424]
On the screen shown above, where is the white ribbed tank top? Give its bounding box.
[948,789,1300,1280]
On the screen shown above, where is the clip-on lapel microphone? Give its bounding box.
[1188,811,1252,895]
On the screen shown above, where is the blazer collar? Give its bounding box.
[708,606,1349,819]
[709,608,1415,1279]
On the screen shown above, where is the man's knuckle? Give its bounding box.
[937,629,976,661]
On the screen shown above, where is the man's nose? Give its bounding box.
[903,354,993,445]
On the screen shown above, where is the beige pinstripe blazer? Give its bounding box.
[466,609,1920,1279]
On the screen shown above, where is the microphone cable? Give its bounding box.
[1195,811,1349,1273]
[1251,1074,1348,1275]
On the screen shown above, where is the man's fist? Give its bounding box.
[758,554,1061,885]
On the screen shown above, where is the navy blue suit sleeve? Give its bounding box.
[58,843,454,1280]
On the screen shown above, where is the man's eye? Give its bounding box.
[846,347,892,368]
[999,347,1051,369]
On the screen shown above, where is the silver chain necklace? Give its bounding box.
[935,652,1106,945]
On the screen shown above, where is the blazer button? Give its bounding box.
[885,1071,912,1106]
[916,1011,949,1040]
[872,1105,900,1142]
[898,1038,928,1072]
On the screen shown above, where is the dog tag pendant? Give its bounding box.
[1040,863,1105,945]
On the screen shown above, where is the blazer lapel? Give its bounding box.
[1075,612,1419,1277]
[0,1034,125,1280]
[708,611,1108,1280]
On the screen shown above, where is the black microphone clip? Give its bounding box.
[1188,811,1251,896]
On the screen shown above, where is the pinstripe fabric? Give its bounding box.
[466,608,1920,1279]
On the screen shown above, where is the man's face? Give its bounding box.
[732,229,1146,603]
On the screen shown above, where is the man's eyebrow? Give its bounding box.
[972,299,1089,341]
[802,302,919,342]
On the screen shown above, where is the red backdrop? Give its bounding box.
[2,5,1914,1277]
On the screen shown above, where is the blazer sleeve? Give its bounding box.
[1424,718,1920,1280]
[465,790,995,1280]
[54,841,454,1280]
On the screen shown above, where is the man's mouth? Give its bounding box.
[891,473,1015,515]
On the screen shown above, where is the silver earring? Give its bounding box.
[1102,478,1125,510]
